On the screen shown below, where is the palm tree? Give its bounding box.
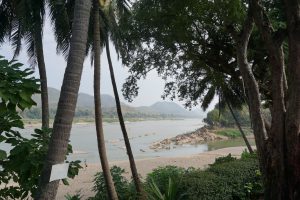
[50,0,119,198]
[105,35,146,199]
[35,0,92,199]
[92,0,118,199]
[0,0,50,128]
[50,0,145,197]
[101,1,147,197]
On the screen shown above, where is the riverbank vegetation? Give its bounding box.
[78,153,262,200]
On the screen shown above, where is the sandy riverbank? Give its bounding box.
[56,146,255,199]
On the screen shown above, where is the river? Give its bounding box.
[6,119,254,163]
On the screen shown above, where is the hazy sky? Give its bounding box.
[0,15,216,111]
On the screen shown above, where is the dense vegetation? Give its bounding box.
[0,56,81,199]
[204,104,251,127]
[20,107,190,121]
[84,154,262,200]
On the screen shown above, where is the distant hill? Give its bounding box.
[137,101,203,118]
[26,87,204,119]
[32,87,116,108]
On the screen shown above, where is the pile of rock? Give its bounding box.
[149,126,228,150]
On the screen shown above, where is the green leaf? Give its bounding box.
[0,149,7,160]
[62,179,69,185]
[0,135,6,142]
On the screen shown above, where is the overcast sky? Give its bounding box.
[0,15,216,111]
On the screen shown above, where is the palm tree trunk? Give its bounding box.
[105,37,146,199]
[34,30,50,129]
[93,1,119,199]
[35,0,92,199]
[225,100,254,153]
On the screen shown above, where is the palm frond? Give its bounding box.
[48,0,74,58]
[24,33,37,67]
[201,86,216,111]
[11,22,23,59]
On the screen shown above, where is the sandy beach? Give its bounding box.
[56,146,254,199]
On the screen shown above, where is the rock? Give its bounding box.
[149,127,228,150]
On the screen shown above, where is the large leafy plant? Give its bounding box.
[0,55,39,159]
[0,56,81,199]
[0,128,82,199]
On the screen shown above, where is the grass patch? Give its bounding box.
[215,127,253,138]
[216,129,241,138]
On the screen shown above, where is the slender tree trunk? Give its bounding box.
[35,1,92,199]
[105,37,146,199]
[284,0,300,198]
[34,28,50,129]
[93,1,118,199]
[226,100,254,153]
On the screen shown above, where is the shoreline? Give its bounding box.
[56,146,255,199]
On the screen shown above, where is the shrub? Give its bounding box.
[209,154,237,167]
[241,149,258,160]
[148,177,186,200]
[145,165,185,195]
[0,129,82,199]
[180,157,261,200]
[89,166,136,200]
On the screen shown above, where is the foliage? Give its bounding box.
[89,158,261,200]
[241,149,258,160]
[119,0,272,111]
[0,0,46,66]
[0,55,39,128]
[0,56,81,199]
[204,104,251,127]
[0,55,39,163]
[148,177,186,200]
[216,129,243,138]
[65,193,83,200]
[0,128,82,199]
[244,170,264,199]
[209,154,237,167]
[89,166,136,200]
[180,157,261,200]
[145,165,185,195]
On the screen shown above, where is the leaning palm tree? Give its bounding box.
[92,0,118,199]
[0,0,50,128]
[35,0,92,199]
[102,2,147,198]
[105,36,146,199]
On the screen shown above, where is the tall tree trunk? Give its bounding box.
[234,13,268,173]
[226,100,254,153]
[34,27,50,129]
[35,0,92,199]
[284,0,300,198]
[93,1,118,199]
[105,37,146,199]
[250,0,290,198]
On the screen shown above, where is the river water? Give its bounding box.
[5,119,254,163]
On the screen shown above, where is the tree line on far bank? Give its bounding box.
[204,104,271,128]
